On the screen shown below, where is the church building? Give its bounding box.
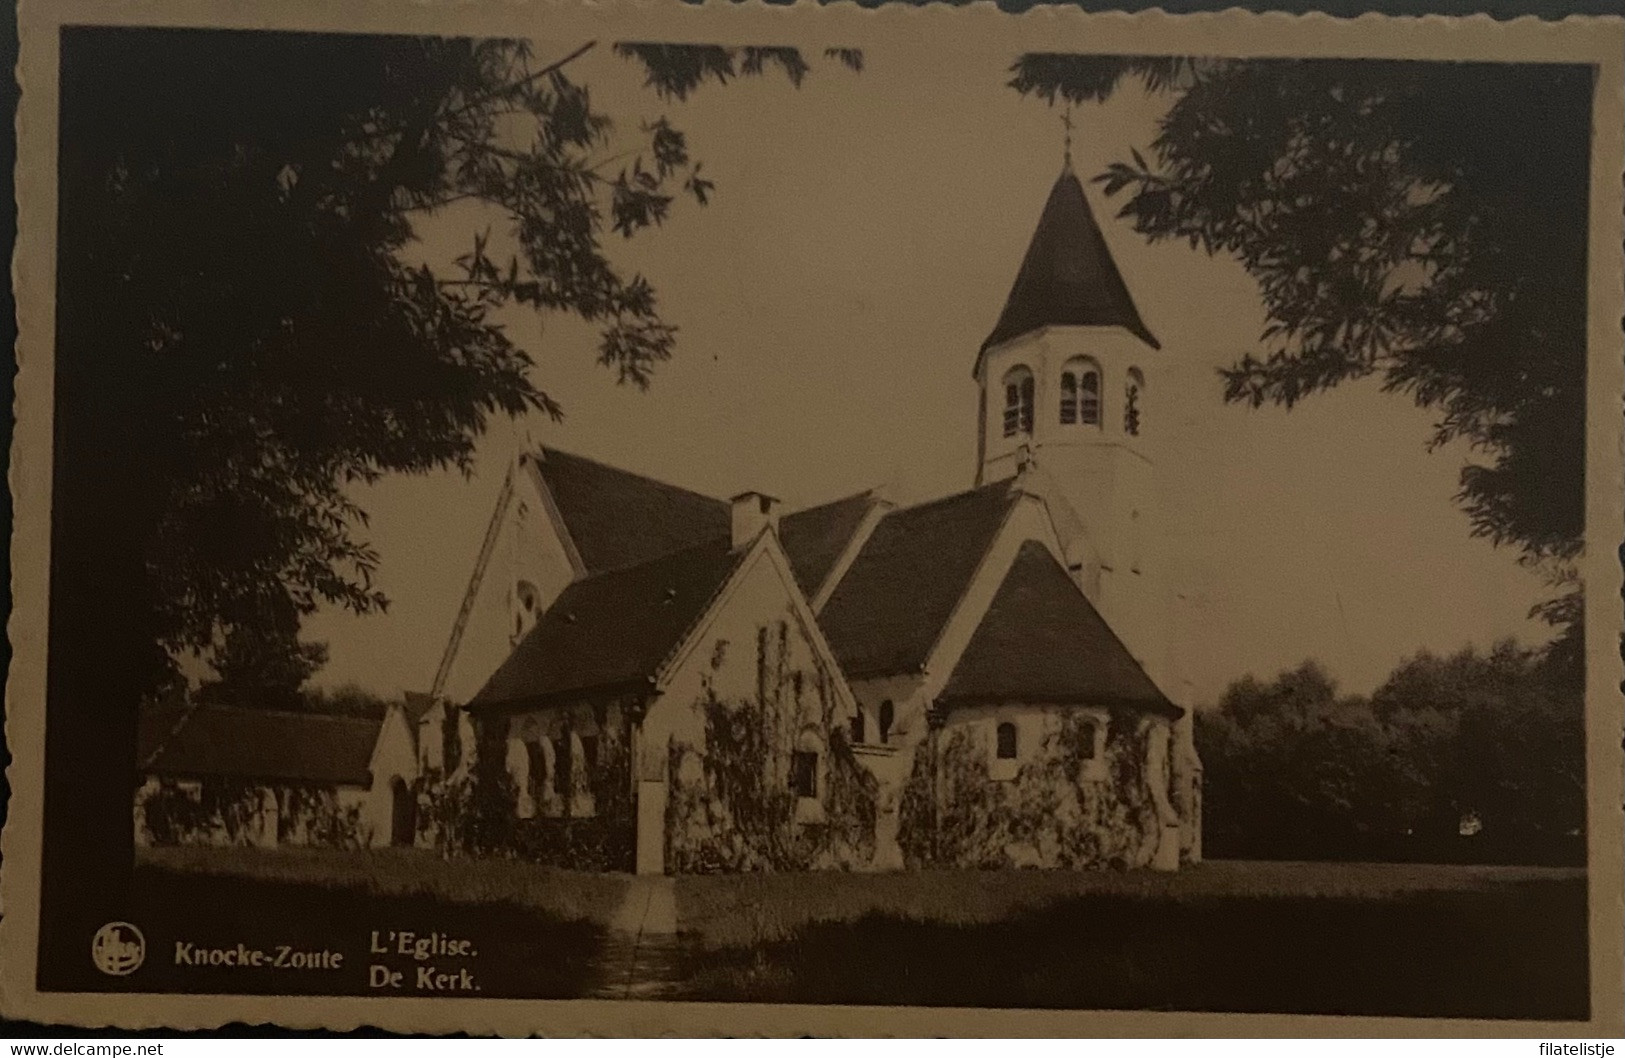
[415,160,1203,874]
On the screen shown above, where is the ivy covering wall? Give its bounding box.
[666,622,878,873]
[414,707,476,851]
[138,777,366,848]
[897,708,1163,869]
[420,702,639,872]
[502,704,636,872]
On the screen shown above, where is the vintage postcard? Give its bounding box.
[4,0,1623,1036]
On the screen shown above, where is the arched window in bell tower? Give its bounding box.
[1060,357,1101,427]
[1001,366,1035,438]
[513,580,541,643]
[1125,368,1144,437]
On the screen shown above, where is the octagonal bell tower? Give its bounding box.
[974,159,1165,679]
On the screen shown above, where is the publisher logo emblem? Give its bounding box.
[91,922,145,976]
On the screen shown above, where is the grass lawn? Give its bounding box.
[674,861,1589,1018]
[140,844,631,924]
[135,848,1588,1017]
[673,858,1584,947]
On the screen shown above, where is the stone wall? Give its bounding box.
[896,706,1170,869]
[135,776,369,849]
[417,698,640,872]
[664,616,878,873]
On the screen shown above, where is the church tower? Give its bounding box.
[974,159,1165,683]
[978,156,1201,865]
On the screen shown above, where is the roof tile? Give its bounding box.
[777,492,880,597]
[471,537,744,708]
[818,480,1015,679]
[941,540,1177,714]
[980,167,1159,367]
[536,447,730,573]
[142,706,382,786]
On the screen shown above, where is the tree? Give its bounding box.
[1009,56,1592,659]
[1372,644,1584,853]
[1198,661,1430,860]
[42,26,853,984]
[302,684,402,720]
[193,625,330,715]
[1199,646,1583,864]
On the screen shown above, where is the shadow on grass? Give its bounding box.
[128,863,605,998]
[678,878,1589,1019]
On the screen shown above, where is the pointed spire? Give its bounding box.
[976,161,1160,375]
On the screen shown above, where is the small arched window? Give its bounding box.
[441,709,462,774]
[1060,358,1101,427]
[790,729,821,799]
[1124,368,1144,437]
[878,700,895,744]
[1080,370,1101,426]
[996,721,1018,760]
[850,710,866,745]
[1001,366,1035,438]
[506,738,534,817]
[524,740,548,798]
[514,580,541,641]
[552,734,571,797]
[1077,720,1099,762]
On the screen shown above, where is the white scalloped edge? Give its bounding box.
[4,0,1622,1037]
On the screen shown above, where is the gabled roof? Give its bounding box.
[137,692,192,767]
[818,480,1017,680]
[141,705,383,787]
[940,541,1178,715]
[470,537,745,709]
[777,491,882,598]
[402,691,437,724]
[535,447,730,573]
[978,166,1159,372]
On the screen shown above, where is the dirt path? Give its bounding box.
[591,875,681,999]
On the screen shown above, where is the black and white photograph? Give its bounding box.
[3,0,1621,1037]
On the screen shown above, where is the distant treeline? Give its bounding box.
[193,677,394,720]
[1198,642,1583,867]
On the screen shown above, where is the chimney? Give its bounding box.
[730,491,781,550]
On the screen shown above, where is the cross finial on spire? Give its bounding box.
[1061,107,1075,171]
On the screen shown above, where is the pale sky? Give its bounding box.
[302,40,1552,705]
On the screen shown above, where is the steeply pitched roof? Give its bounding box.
[402,691,437,724]
[137,694,193,768]
[777,492,880,597]
[818,480,1016,680]
[535,447,731,573]
[471,537,745,709]
[979,167,1160,369]
[142,706,383,786]
[940,541,1178,715]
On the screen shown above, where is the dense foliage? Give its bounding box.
[58,28,850,704]
[1011,56,1592,657]
[896,711,1163,870]
[50,28,849,898]
[667,625,877,873]
[1198,647,1583,865]
[667,692,877,873]
[139,778,365,848]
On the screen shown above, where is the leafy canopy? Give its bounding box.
[53,28,857,702]
[1199,647,1583,864]
[1010,55,1591,635]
